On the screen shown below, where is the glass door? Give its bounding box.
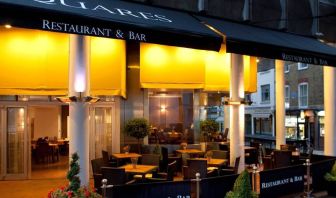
[89,105,114,160]
[3,106,28,180]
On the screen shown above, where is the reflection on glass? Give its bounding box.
[94,107,113,157]
[148,91,194,144]
[7,107,25,174]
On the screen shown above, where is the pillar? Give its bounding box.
[275,60,286,149]
[323,66,336,156]
[68,34,90,186]
[229,54,245,172]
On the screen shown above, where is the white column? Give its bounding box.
[324,66,336,156]
[275,60,286,149]
[229,54,245,172]
[68,34,90,186]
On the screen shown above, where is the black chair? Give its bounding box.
[183,159,216,179]
[211,150,229,160]
[220,156,240,176]
[91,158,104,194]
[146,160,177,182]
[222,128,229,141]
[160,146,169,172]
[101,167,135,185]
[141,154,160,166]
[273,150,292,168]
[245,148,258,166]
[102,150,117,167]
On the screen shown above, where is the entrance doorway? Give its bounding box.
[29,105,69,180]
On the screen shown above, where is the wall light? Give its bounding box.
[160,105,166,112]
[56,92,100,103]
[4,24,12,29]
[300,110,305,119]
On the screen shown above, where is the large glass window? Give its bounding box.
[261,84,270,103]
[285,115,298,139]
[254,117,272,135]
[298,83,308,108]
[148,91,194,144]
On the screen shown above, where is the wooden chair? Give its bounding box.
[141,154,160,166]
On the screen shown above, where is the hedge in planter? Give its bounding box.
[324,161,336,196]
[225,170,258,198]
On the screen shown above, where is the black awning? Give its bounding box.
[0,0,222,51]
[196,16,336,66]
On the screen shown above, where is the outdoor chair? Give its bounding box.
[102,150,117,167]
[245,148,258,166]
[101,167,135,185]
[183,159,216,179]
[160,146,169,172]
[272,150,292,168]
[220,156,240,176]
[222,128,229,141]
[146,160,177,182]
[91,158,104,194]
[141,154,160,166]
[211,150,229,160]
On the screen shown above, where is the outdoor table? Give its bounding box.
[112,153,142,166]
[120,164,158,179]
[176,149,203,154]
[193,158,228,167]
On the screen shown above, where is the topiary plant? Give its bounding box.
[200,119,219,142]
[325,161,336,182]
[225,170,259,198]
[125,118,150,153]
[67,152,81,192]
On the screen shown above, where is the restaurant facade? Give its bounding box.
[0,0,336,187]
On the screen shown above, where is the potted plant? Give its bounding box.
[225,170,259,198]
[124,118,150,153]
[200,119,219,142]
[324,161,336,196]
[48,153,101,198]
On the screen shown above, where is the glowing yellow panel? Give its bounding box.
[0,27,69,95]
[90,37,126,97]
[204,45,231,91]
[204,45,257,92]
[140,43,205,89]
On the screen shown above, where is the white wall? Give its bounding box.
[250,68,275,108]
[30,106,60,140]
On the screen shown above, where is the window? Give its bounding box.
[298,63,308,70]
[285,85,290,108]
[320,0,336,6]
[284,64,290,73]
[261,84,270,103]
[254,117,272,135]
[298,83,308,108]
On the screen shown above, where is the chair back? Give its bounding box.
[223,128,229,141]
[102,150,110,163]
[186,159,207,179]
[245,148,258,165]
[186,144,201,150]
[141,154,160,166]
[160,146,168,171]
[91,158,104,174]
[273,150,292,168]
[166,160,177,181]
[211,150,228,160]
[101,167,127,185]
[233,157,240,174]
